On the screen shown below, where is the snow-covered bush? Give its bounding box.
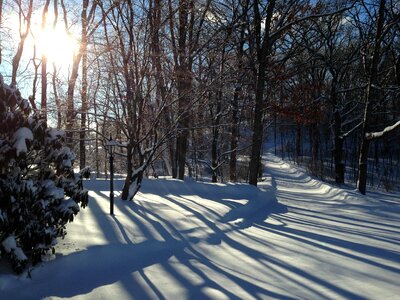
[0,75,89,273]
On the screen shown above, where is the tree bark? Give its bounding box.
[40,0,51,122]
[121,144,133,200]
[229,3,246,182]
[11,0,33,86]
[229,85,240,181]
[64,0,90,144]
[211,99,222,183]
[357,0,385,195]
[248,58,267,185]
[0,0,3,64]
[52,63,62,128]
[80,3,88,169]
[311,125,319,166]
[248,0,276,186]
[150,0,175,177]
[175,0,193,180]
[331,77,345,184]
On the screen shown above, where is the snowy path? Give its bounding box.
[1,154,400,299]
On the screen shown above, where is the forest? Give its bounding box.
[1,1,400,296]
[1,0,399,200]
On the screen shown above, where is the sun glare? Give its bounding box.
[10,9,81,70]
[37,26,78,66]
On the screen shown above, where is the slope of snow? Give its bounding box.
[1,153,399,299]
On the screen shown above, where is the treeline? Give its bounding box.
[1,0,399,197]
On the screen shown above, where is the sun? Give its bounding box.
[20,8,80,69]
[37,26,78,67]
[6,9,78,70]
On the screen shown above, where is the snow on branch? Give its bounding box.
[365,120,400,140]
[12,127,33,156]
[271,1,357,40]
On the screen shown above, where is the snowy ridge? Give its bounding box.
[1,153,399,299]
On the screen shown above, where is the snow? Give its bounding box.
[42,180,64,200]
[1,236,17,253]
[366,120,400,140]
[1,236,28,262]
[54,147,76,168]
[12,127,33,156]
[47,128,65,141]
[105,140,119,147]
[1,153,400,299]
[128,164,147,200]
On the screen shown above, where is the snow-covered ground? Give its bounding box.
[1,153,400,299]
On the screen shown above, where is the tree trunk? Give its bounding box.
[211,100,222,183]
[52,63,62,128]
[176,125,189,179]
[30,46,39,112]
[79,7,88,170]
[248,52,267,186]
[150,0,175,177]
[40,0,50,122]
[41,57,47,121]
[229,85,240,182]
[334,135,344,184]
[65,54,82,142]
[357,0,385,195]
[175,82,190,180]
[295,125,302,163]
[329,74,345,184]
[65,0,89,144]
[0,0,2,64]
[211,134,218,183]
[121,144,133,200]
[175,0,193,180]
[311,126,319,164]
[333,111,344,184]
[357,138,370,195]
[248,0,276,186]
[229,8,246,182]
[11,0,33,86]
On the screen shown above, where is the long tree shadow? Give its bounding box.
[74,168,400,299]
[4,240,184,300]
[88,185,299,299]
[264,167,400,252]
[131,176,372,298]
[155,194,366,299]
[130,200,300,300]
[273,208,400,246]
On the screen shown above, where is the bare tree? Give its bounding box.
[79,0,89,169]
[248,0,276,186]
[11,0,34,86]
[0,0,3,64]
[62,0,102,144]
[40,0,51,122]
[168,0,212,180]
[247,0,356,186]
[357,0,400,194]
